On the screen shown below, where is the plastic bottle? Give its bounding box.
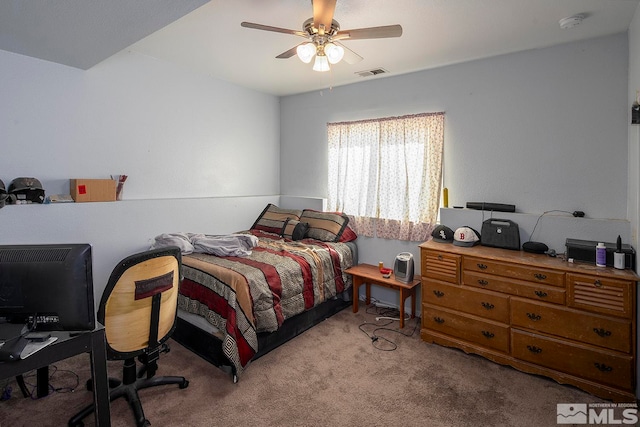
[595,242,607,267]
[614,235,625,269]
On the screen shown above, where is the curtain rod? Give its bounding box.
[328,111,444,126]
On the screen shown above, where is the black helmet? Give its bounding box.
[0,179,6,208]
[8,177,45,204]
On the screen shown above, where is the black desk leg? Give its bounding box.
[15,375,29,397]
[15,369,50,399]
[89,328,111,426]
[36,366,49,397]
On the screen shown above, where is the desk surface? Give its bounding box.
[0,330,93,378]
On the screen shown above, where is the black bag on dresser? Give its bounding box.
[480,218,520,250]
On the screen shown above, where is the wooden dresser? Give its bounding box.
[419,240,639,401]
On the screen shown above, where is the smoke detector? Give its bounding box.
[559,14,585,29]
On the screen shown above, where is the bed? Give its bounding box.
[165,204,358,382]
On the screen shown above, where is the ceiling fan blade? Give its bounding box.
[312,0,336,33]
[276,45,300,59]
[334,24,403,40]
[241,21,307,37]
[335,41,363,65]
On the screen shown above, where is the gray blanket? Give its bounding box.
[151,232,258,257]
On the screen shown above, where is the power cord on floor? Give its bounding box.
[47,364,80,394]
[375,316,410,322]
[2,364,80,400]
[358,298,420,351]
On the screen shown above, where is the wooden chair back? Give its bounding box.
[98,247,181,357]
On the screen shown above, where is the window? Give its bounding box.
[327,112,444,241]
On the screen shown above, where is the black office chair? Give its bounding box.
[69,247,189,427]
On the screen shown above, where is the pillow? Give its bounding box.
[338,224,358,242]
[251,204,303,235]
[299,210,350,242]
[281,219,309,241]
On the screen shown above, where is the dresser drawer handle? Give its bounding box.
[433,290,445,298]
[594,362,613,373]
[433,317,445,324]
[481,331,495,339]
[594,279,602,288]
[526,312,542,321]
[533,273,547,281]
[481,302,495,310]
[477,263,488,270]
[526,345,542,354]
[534,290,548,298]
[477,279,488,286]
[593,328,612,338]
[437,255,443,261]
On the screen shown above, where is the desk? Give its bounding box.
[0,326,111,426]
[347,263,421,328]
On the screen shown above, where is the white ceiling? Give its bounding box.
[1,0,638,96]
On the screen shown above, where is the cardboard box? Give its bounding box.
[70,179,116,202]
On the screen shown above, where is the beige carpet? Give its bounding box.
[0,306,608,427]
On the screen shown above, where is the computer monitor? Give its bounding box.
[0,243,95,331]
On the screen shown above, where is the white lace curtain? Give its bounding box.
[327,112,444,241]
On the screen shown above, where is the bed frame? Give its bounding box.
[172,294,351,383]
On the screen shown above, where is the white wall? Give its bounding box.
[0,49,280,198]
[0,48,281,305]
[281,33,628,218]
[280,33,631,311]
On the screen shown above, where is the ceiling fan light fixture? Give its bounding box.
[313,54,330,72]
[241,1,403,74]
[325,43,344,64]
[296,43,316,63]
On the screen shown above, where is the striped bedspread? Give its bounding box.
[177,230,355,376]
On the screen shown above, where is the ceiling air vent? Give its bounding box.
[355,68,389,77]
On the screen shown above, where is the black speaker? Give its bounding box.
[522,241,548,254]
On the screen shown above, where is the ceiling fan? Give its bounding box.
[241,0,402,72]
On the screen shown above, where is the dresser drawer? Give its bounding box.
[511,298,631,353]
[464,271,565,305]
[464,257,564,287]
[424,281,509,323]
[424,304,509,353]
[567,274,634,319]
[512,329,633,390]
[422,250,461,284]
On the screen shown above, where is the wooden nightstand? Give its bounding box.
[346,263,421,328]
